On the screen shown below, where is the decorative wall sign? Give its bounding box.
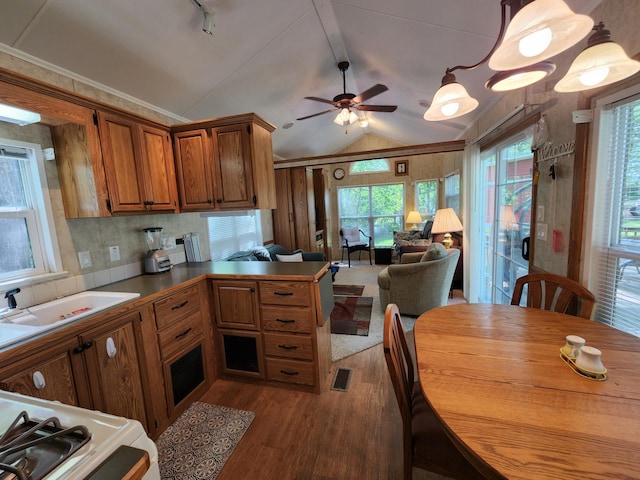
[395,160,408,176]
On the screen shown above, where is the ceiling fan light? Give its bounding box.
[358,116,369,128]
[334,108,358,126]
[554,40,640,92]
[489,0,593,71]
[486,61,556,92]
[424,80,478,121]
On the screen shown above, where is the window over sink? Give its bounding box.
[0,138,62,286]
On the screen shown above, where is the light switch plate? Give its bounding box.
[78,251,92,268]
[537,206,544,222]
[109,245,120,262]
[536,223,548,241]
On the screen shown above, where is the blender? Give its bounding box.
[143,227,171,274]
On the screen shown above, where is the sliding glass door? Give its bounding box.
[479,127,534,303]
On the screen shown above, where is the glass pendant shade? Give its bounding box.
[424,79,479,121]
[486,61,556,92]
[489,0,592,71]
[555,41,640,92]
[334,108,358,125]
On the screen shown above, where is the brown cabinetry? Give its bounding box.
[0,310,149,429]
[172,113,277,211]
[210,276,332,392]
[152,282,214,424]
[96,111,178,213]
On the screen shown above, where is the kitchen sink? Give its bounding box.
[0,291,140,348]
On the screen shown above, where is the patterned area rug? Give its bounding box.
[330,296,373,336]
[156,402,255,480]
[332,284,365,296]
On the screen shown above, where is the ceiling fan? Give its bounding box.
[296,61,397,123]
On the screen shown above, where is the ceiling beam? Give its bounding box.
[273,140,466,169]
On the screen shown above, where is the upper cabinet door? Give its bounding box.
[97,111,178,214]
[138,124,178,212]
[96,111,146,213]
[211,123,256,210]
[173,129,215,211]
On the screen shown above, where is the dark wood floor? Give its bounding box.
[199,342,405,480]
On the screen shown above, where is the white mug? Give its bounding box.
[575,345,605,373]
[565,335,585,358]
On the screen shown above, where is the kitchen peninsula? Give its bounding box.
[0,261,334,438]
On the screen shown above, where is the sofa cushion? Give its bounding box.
[251,246,272,261]
[421,243,447,261]
[393,230,423,243]
[276,252,303,262]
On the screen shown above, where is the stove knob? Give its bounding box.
[32,370,46,390]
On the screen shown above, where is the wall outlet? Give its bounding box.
[78,251,92,268]
[109,245,120,262]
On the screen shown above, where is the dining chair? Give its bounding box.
[383,304,485,480]
[510,272,596,319]
[340,227,372,267]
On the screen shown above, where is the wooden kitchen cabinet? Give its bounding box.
[80,310,148,427]
[0,336,89,407]
[172,113,277,211]
[96,111,178,213]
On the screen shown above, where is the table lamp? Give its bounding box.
[406,211,423,230]
[432,208,463,248]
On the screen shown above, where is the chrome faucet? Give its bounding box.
[4,288,20,310]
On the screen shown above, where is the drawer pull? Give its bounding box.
[175,327,192,340]
[274,291,293,296]
[171,300,189,310]
[280,369,299,376]
[73,341,93,354]
[278,344,297,350]
[276,318,295,324]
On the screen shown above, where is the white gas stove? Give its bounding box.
[0,390,160,480]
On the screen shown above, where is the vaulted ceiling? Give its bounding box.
[0,0,602,159]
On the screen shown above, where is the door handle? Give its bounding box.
[522,236,530,261]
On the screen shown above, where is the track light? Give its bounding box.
[202,7,215,35]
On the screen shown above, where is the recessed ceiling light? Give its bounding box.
[282,122,294,129]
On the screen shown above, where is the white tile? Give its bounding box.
[14,287,35,309]
[94,270,111,287]
[170,251,186,265]
[77,273,96,291]
[109,266,126,283]
[33,282,57,305]
[55,276,80,297]
[124,262,143,278]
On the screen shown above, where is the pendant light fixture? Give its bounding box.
[488,0,593,71]
[555,22,640,92]
[423,71,479,121]
[333,108,358,126]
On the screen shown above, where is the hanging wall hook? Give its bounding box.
[549,163,556,180]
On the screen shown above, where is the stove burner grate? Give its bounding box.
[0,411,90,480]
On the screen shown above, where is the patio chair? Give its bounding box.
[510,272,596,319]
[383,304,485,480]
[340,227,372,267]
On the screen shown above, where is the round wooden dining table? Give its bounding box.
[414,303,640,480]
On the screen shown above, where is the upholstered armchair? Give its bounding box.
[377,244,460,316]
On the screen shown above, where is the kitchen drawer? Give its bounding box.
[266,358,315,386]
[259,281,311,307]
[154,284,200,330]
[263,333,313,361]
[261,306,312,333]
[157,311,203,359]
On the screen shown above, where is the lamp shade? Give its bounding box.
[554,39,640,92]
[489,0,592,71]
[424,77,479,121]
[499,205,519,231]
[486,61,556,92]
[431,208,463,234]
[406,211,423,228]
[334,108,358,126]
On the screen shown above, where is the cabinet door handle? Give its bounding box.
[32,371,46,390]
[171,300,188,310]
[280,370,299,376]
[278,344,297,350]
[106,337,117,358]
[175,327,192,340]
[73,341,94,354]
[276,318,295,324]
[274,291,293,296]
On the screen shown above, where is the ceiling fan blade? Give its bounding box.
[352,84,388,104]
[303,96,337,106]
[356,104,397,112]
[296,108,337,121]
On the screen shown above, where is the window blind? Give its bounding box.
[591,94,640,337]
[207,211,262,261]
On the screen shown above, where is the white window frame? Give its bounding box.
[0,138,63,287]
[444,171,460,215]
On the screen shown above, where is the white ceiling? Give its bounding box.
[0,0,602,159]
